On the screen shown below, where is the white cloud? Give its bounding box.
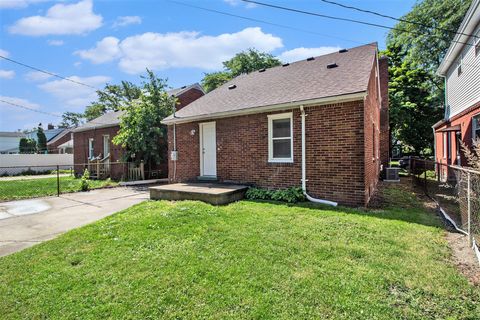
[76,27,283,74]
[0,0,50,9]
[74,37,121,64]
[9,0,103,36]
[112,16,142,28]
[47,39,64,46]
[0,96,43,128]
[25,71,53,82]
[0,70,15,79]
[224,0,257,8]
[38,75,110,108]
[0,49,10,58]
[278,46,341,63]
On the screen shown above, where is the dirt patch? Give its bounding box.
[446,232,480,286]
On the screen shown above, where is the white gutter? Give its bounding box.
[300,105,338,206]
[163,92,367,125]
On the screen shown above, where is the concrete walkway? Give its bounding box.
[0,187,149,257]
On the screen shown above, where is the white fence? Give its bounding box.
[0,154,73,175]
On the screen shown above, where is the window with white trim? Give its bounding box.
[456,55,463,76]
[103,135,110,158]
[443,132,447,159]
[268,113,293,162]
[475,29,480,56]
[88,138,94,159]
[473,114,480,141]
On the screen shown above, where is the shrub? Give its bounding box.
[80,169,90,191]
[245,186,305,203]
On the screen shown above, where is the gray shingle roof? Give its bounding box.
[165,43,377,123]
[73,84,203,132]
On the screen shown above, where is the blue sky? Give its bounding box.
[0,0,416,131]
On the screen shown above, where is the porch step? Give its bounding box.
[196,176,218,182]
[150,183,248,205]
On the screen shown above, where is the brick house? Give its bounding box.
[433,0,479,180]
[162,44,389,207]
[72,84,204,179]
[47,129,72,154]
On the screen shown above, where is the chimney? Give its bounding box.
[47,123,54,130]
[378,56,390,167]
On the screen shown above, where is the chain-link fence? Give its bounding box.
[410,158,480,262]
[0,161,166,202]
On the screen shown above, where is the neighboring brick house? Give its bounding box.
[47,129,72,154]
[72,84,204,179]
[163,44,389,207]
[433,0,480,180]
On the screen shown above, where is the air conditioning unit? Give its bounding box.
[385,167,400,182]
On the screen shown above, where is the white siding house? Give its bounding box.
[0,132,26,154]
[434,0,480,166]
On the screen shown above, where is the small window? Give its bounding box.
[443,133,447,159]
[475,29,480,56]
[268,113,293,162]
[372,124,376,160]
[103,135,110,158]
[88,138,94,159]
[456,55,463,76]
[473,114,480,141]
[447,132,452,159]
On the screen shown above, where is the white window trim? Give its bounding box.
[88,138,94,159]
[268,112,293,163]
[443,133,447,159]
[103,134,110,157]
[473,113,480,141]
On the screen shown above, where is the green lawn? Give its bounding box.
[0,176,118,201]
[0,184,478,319]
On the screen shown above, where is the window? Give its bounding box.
[473,114,480,141]
[456,55,463,76]
[443,132,447,159]
[447,132,452,160]
[268,113,293,162]
[88,138,94,159]
[372,124,376,160]
[475,29,480,56]
[103,135,110,158]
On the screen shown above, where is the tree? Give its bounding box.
[36,126,47,153]
[112,71,176,165]
[59,112,84,128]
[19,138,37,154]
[384,0,471,155]
[84,81,142,121]
[201,48,281,92]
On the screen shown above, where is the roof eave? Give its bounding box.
[72,123,119,133]
[162,91,367,125]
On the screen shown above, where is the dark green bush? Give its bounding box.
[245,186,305,203]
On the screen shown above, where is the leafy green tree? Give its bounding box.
[59,112,84,128]
[112,72,176,165]
[36,126,47,153]
[84,81,142,121]
[19,138,37,154]
[385,0,470,155]
[201,48,281,92]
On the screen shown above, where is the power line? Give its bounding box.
[0,55,99,90]
[242,0,474,48]
[0,99,62,118]
[166,0,379,48]
[318,0,478,40]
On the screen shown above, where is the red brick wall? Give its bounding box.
[47,130,71,154]
[434,102,480,180]
[378,56,390,167]
[168,99,371,206]
[176,88,204,111]
[363,55,382,204]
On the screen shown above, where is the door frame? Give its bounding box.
[199,121,217,177]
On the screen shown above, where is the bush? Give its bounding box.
[245,186,305,203]
[80,169,90,191]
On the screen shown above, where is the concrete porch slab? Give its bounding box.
[149,183,248,205]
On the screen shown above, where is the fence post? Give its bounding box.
[57,165,60,197]
[467,172,472,245]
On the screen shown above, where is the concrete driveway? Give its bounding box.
[0,187,149,257]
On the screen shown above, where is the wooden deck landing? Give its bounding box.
[149,183,248,205]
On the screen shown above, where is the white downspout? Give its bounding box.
[300,105,338,206]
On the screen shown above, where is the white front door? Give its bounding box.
[200,122,217,177]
